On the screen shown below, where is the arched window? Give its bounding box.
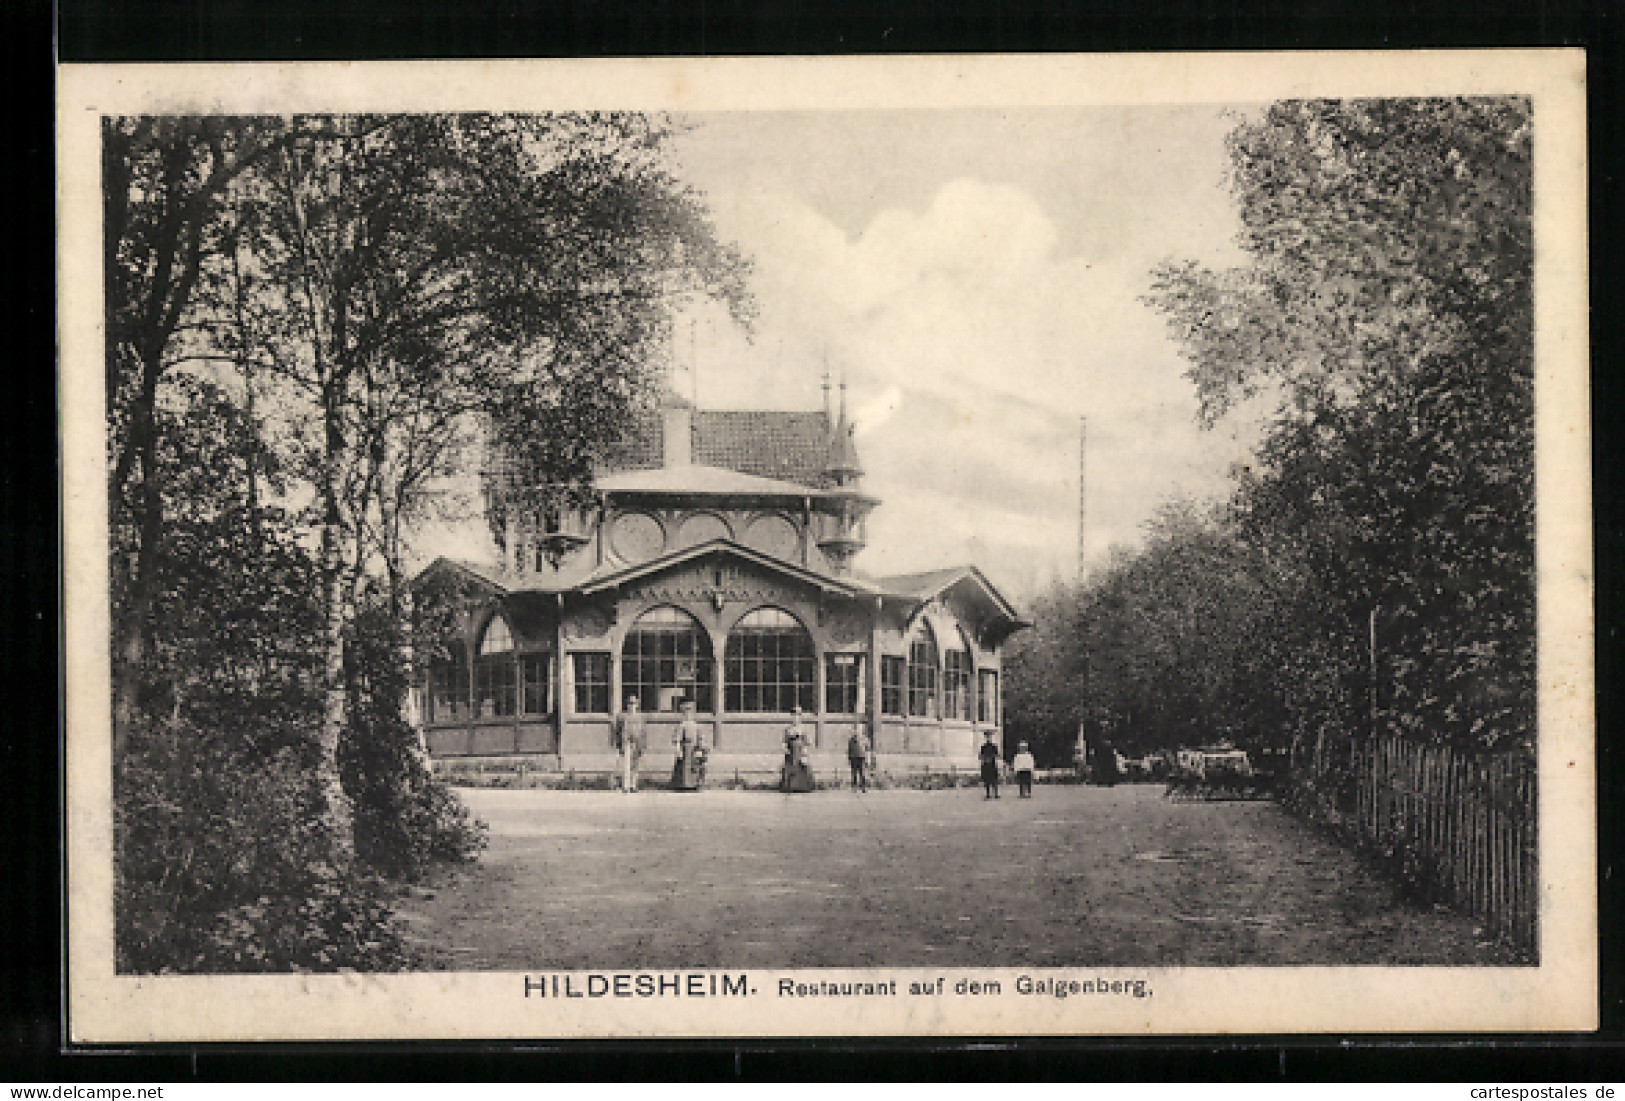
[480,616,513,654]
[474,615,517,717]
[621,606,713,713]
[428,641,469,723]
[725,607,816,713]
[907,621,939,718]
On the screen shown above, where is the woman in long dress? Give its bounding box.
[780,705,815,793]
[671,699,705,790]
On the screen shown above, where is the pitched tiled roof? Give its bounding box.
[597,409,835,489]
[693,410,832,487]
[593,410,665,472]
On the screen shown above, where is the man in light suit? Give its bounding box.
[614,696,646,793]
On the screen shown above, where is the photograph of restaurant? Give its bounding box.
[413,380,1029,779]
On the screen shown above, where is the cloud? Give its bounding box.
[852,385,903,436]
[676,168,1263,598]
[413,110,1267,597]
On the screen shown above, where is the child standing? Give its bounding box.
[847,728,871,792]
[1012,741,1036,798]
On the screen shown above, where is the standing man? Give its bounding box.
[979,729,1002,800]
[847,726,871,793]
[614,695,645,793]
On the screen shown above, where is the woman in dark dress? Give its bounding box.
[781,706,815,793]
[979,730,1002,799]
[671,699,704,790]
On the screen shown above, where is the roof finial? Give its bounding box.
[838,371,849,426]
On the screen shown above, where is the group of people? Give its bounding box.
[979,730,1037,799]
[613,699,1037,798]
[611,696,707,793]
[781,705,873,793]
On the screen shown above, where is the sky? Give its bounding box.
[663,107,1266,598]
[418,106,1269,602]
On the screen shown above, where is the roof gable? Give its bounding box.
[872,566,971,600]
[578,538,871,599]
[874,565,1029,636]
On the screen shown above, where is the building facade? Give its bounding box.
[413,384,1028,780]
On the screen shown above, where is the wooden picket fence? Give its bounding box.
[1291,731,1537,954]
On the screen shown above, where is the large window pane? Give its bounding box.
[881,655,905,716]
[978,669,999,724]
[429,642,469,723]
[724,607,815,713]
[479,615,514,655]
[474,655,516,717]
[475,615,517,717]
[521,652,551,716]
[825,652,865,714]
[907,624,939,718]
[572,651,610,714]
[943,649,970,721]
[620,606,713,712]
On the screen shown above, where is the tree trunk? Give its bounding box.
[316,382,355,858]
[387,549,431,768]
[108,132,212,767]
[111,350,166,764]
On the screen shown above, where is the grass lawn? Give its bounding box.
[394,783,1519,969]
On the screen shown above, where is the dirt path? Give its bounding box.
[395,784,1518,969]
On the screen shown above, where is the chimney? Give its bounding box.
[661,387,693,467]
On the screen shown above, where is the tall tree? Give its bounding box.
[1147,98,1534,747]
[1001,580,1084,766]
[104,117,291,757]
[249,113,749,851]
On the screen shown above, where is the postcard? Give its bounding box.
[60,50,1594,1040]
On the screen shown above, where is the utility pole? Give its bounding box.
[1078,415,1089,769]
[1078,416,1087,582]
[1369,606,1379,739]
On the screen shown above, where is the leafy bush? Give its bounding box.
[343,598,487,880]
[341,708,487,879]
[115,716,406,973]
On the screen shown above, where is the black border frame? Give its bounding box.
[21,0,1624,1082]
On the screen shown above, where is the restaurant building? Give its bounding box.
[413,382,1028,780]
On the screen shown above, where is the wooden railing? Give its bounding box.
[1290,731,1537,954]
